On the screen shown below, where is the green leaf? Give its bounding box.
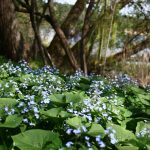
[129,86,145,94]
[77,83,90,91]
[80,77,90,84]
[120,118,132,128]
[121,108,132,118]
[76,77,91,90]
[146,144,150,149]
[40,108,62,118]
[136,121,145,135]
[18,93,24,99]
[139,98,150,106]
[40,108,70,118]
[0,145,6,150]
[59,110,71,118]
[19,74,33,82]
[124,110,132,118]
[0,70,8,78]
[137,137,150,147]
[66,117,84,128]
[0,115,22,128]
[137,94,150,101]
[65,92,85,103]
[12,129,62,150]
[87,123,105,137]
[107,123,136,142]
[0,98,17,107]
[117,145,138,150]
[49,94,65,104]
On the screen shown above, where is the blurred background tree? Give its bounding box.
[0,0,150,83]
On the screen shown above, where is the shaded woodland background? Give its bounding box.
[0,0,150,84]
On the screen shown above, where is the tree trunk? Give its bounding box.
[80,0,95,74]
[47,0,86,68]
[29,0,49,65]
[0,0,23,60]
[45,1,79,70]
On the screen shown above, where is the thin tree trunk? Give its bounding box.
[71,24,95,61]
[30,0,48,65]
[103,1,117,66]
[80,0,95,74]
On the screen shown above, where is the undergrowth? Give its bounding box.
[0,60,149,150]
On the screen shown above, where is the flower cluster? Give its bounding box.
[65,69,84,89]
[17,94,39,126]
[111,74,138,87]
[0,61,65,126]
[136,128,150,138]
[105,127,118,144]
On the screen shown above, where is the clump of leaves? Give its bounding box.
[0,60,149,150]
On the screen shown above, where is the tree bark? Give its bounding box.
[45,1,79,70]
[80,0,95,74]
[29,0,49,65]
[0,0,23,60]
[47,0,86,68]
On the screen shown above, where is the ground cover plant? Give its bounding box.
[0,60,150,150]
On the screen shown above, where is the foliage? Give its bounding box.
[0,60,149,150]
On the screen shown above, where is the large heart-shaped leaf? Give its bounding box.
[12,129,62,150]
[137,94,150,101]
[87,123,105,137]
[0,98,17,107]
[117,145,138,150]
[40,108,70,118]
[65,92,85,103]
[40,108,62,118]
[107,123,136,142]
[49,94,65,104]
[59,110,71,118]
[0,115,22,128]
[66,116,84,128]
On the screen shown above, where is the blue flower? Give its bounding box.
[28,100,35,105]
[86,141,91,147]
[4,106,9,112]
[81,126,87,132]
[98,141,106,148]
[86,115,92,122]
[23,118,28,123]
[66,141,74,147]
[22,108,29,113]
[29,122,35,126]
[66,128,73,134]
[110,137,118,144]
[43,98,50,104]
[35,113,39,119]
[73,128,81,135]
[33,107,39,113]
[96,135,101,142]
[18,102,24,107]
[85,136,90,141]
